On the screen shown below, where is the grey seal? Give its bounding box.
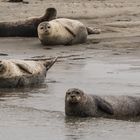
[0,58,57,88]
[65,88,140,119]
[0,8,57,37]
[38,18,100,45]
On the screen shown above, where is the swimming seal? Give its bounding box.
[65,88,140,119]
[0,58,57,88]
[0,8,57,37]
[38,18,100,45]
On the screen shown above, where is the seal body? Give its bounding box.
[38,18,88,45]
[0,8,57,37]
[0,59,56,88]
[65,88,140,119]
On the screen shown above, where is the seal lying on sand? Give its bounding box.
[0,58,57,88]
[38,18,101,45]
[65,88,140,119]
[8,0,23,2]
[8,0,29,4]
[0,8,57,37]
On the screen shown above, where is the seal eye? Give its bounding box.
[47,26,50,29]
[40,26,44,30]
[67,92,71,95]
[74,91,80,95]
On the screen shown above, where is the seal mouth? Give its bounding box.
[66,95,81,104]
[44,30,49,34]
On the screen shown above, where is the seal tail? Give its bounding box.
[45,57,57,71]
[42,8,57,21]
[86,27,101,35]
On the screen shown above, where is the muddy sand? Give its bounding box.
[0,0,140,140]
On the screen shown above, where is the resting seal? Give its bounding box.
[38,18,100,45]
[65,88,140,119]
[0,8,57,37]
[0,58,57,88]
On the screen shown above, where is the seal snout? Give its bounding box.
[70,94,76,98]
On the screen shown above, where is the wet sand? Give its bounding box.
[0,0,140,140]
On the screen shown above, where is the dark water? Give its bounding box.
[0,38,140,140]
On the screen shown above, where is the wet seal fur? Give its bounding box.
[0,8,57,37]
[0,58,57,88]
[65,88,140,119]
[38,18,101,45]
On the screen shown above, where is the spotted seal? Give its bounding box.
[38,18,100,45]
[0,58,57,88]
[65,88,140,119]
[0,8,57,37]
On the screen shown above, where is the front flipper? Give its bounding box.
[63,26,76,45]
[64,26,76,38]
[15,62,32,74]
[95,96,114,115]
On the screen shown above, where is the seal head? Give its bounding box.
[38,22,51,35]
[66,88,84,104]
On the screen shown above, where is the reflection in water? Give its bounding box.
[64,117,94,140]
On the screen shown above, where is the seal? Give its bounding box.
[0,8,57,37]
[8,0,29,4]
[0,58,57,88]
[8,0,23,2]
[38,18,101,45]
[65,88,140,119]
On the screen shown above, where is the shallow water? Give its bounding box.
[0,38,140,140]
[1,0,140,138]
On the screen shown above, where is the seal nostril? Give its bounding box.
[71,95,75,98]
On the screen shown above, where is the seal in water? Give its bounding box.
[0,58,57,88]
[0,8,57,37]
[65,88,140,119]
[37,18,101,45]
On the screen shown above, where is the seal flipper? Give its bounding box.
[15,62,32,74]
[86,27,101,35]
[95,96,114,115]
[44,58,57,71]
[42,8,57,21]
[64,26,76,38]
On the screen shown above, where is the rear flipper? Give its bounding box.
[86,27,101,35]
[44,57,57,71]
